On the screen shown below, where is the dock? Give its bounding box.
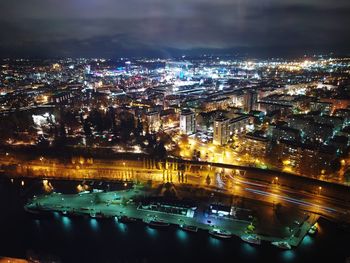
[25,188,319,248]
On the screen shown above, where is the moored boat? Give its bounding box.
[61,210,68,216]
[241,234,261,245]
[180,224,198,233]
[271,241,292,250]
[308,223,318,235]
[146,219,170,227]
[90,211,112,219]
[24,206,40,215]
[209,228,232,239]
[119,216,137,223]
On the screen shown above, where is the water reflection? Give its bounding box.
[241,242,257,255]
[208,236,222,248]
[62,216,72,230]
[90,218,99,231]
[281,250,296,261]
[145,226,158,238]
[34,219,40,227]
[53,212,60,219]
[116,222,127,234]
[301,235,314,246]
[176,229,189,243]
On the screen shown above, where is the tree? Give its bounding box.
[37,135,49,148]
[83,121,92,137]
[330,158,341,173]
[155,141,167,160]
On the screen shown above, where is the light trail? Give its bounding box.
[245,188,338,213]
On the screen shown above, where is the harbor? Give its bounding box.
[24,182,319,249]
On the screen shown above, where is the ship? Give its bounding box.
[61,210,68,216]
[308,223,318,235]
[241,234,261,245]
[90,211,111,219]
[145,218,170,228]
[119,216,137,223]
[24,205,40,215]
[271,241,292,250]
[209,228,232,239]
[180,224,198,233]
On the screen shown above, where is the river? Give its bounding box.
[0,178,349,263]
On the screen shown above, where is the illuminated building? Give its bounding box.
[272,139,337,176]
[244,133,269,158]
[334,109,350,125]
[257,101,293,116]
[180,109,196,135]
[288,114,336,143]
[229,115,250,134]
[270,124,301,142]
[201,97,233,112]
[310,101,332,115]
[213,115,230,145]
[51,91,73,104]
[243,91,257,112]
[145,110,160,133]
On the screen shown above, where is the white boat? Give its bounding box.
[209,228,232,239]
[271,241,292,250]
[241,234,261,245]
[180,224,198,233]
[308,224,318,235]
[144,218,170,227]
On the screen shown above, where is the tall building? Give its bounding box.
[180,109,196,135]
[145,111,160,133]
[229,115,250,134]
[213,115,230,145]
[243,91,257,112]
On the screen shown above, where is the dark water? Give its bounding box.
[0,178,349,263]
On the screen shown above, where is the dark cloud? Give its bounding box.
[0,0,349,57]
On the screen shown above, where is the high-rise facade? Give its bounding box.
[180,109,196,135]
[213,116,230,145]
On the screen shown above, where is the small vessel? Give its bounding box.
[24,206,40,215]
[308,223,318,235]
[90,211,112,219]
[119,216,137,223]
[209,228,232,239]
[271,241,292,250]
[67,210,84,217]
[241,234,261,245]
[180,224,198,233]
[61,210,68,216]
[146,219,170,228]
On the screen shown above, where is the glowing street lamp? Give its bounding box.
[318,186,322,194]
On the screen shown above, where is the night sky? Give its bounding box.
[1,0,349,58]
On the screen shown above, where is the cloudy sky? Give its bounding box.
[0,0,349,58]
